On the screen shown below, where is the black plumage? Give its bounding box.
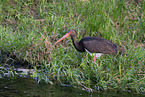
[69,30,125,55]
[55,30,125,56]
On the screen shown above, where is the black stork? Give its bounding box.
[55,30,125,67]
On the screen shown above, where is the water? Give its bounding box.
[0,76,144,97]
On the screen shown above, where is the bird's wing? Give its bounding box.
[82,38,118,54]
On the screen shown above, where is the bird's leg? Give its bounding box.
[94,56,99,69]
[93,55,96,65]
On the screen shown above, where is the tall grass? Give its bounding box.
[0,0,145,93]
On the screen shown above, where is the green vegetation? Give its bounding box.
[0,0,145,93]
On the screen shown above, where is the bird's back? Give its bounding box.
[79,36,125,54]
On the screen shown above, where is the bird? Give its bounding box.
[55,30,125,67]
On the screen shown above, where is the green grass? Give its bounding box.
[0,0,145,93]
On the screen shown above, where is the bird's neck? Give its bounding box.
[71,36,85,52]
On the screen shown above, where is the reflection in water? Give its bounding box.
[0,76,144,97]
[0,77,54,97]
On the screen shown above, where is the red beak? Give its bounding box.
[55,32,71,44]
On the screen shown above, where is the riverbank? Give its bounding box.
[0,0,145,93]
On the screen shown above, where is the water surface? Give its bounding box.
[0,76,144,97]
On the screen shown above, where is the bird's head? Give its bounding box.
[69,30,76,36]
[55,30,76,44]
